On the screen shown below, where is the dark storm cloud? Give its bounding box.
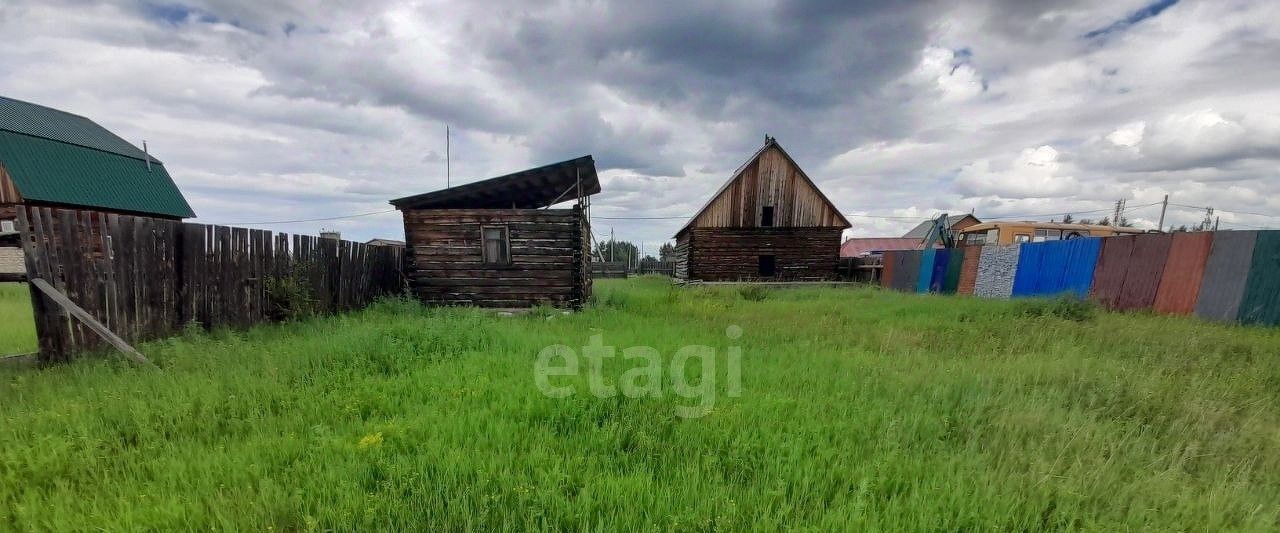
[470,0,937,169]
[3,0,1279,242]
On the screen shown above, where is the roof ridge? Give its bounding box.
[0,95,95,122]
[0,126,163,166]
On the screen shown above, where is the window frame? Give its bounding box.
[1013,233,1031,243]
[760,206,775,227]
[758,254,776,277]
[0,220,14,233]
[480,225,512,266]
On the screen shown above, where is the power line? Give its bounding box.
[213,208,398,226]
[591,202,1165,225]
[592,215,689,220]
[1169,203,1280,220]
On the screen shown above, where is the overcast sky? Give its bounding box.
[2,0,1278,250]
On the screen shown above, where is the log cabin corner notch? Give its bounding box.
[391,156,600,309]
[674,137,851,281]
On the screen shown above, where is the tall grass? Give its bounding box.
[2,277,1279,529]
[0,283,36,354]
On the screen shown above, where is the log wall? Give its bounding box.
[402,207,588,308]
[673,235,690,279]
[684,227,842,281]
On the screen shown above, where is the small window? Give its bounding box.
[0,220,14,233]
[1014,234,1031,243]
[758,255,776,277]
[1033,229,1062,242]
[761,206,774,227]
[481,225,510,264]
[964,232,986,245]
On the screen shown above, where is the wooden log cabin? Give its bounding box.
[674,137,850,281]
[0,96,195,280]
[391,156,600,309]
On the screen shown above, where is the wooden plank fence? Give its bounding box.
[16,206,404,362]
[591,261,630,279]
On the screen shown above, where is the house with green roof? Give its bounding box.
[0,96,195,239]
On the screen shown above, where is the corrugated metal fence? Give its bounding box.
[881,230,1280,326]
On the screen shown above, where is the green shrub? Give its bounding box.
[264,264,318,321]
[738,285,770,302]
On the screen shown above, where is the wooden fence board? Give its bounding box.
[15,206,404,362]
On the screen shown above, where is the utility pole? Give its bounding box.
[1214,216,1220,231]
[1197,207,1214,231]
[445,125,451,188]
[1157,194,1169,232]
[610,227,614,262]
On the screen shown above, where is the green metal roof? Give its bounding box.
[0,96,195,218]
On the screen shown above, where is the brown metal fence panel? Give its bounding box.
[1090,235,1135,309]
[1114,233,1172,311]
[1152,232,1214,315]
[15,206,405,362]
[956,245,981,295]
[1194,231,1257,322]
[880,250,897,289]
[1237,231,1280,326]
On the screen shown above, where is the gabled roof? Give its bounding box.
[676,139,850,237]
[0,96,195,219]
[390,156,600,210]
[840,237,934,257]
[902,214,979,238]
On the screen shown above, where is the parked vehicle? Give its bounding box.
[957,221,1146,246]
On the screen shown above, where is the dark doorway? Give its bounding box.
[761,206,774,227]
[758,255,776,277]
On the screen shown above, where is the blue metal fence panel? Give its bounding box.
[1033,241,1069,295]
[1058,238,1103,298]
[929,248,951,293]
[1011,243,1045,297]
[1010,238,1102,298]
[917,248,936,293]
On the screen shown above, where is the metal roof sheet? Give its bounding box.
[390,156,599,210]
[902,214,978,238]
[839,237,932,257]
[0,130,195,218]
[0,96,151,161]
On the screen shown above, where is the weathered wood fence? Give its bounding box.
[636,261,675,276]
[16,206,404,362]
[591,261,630,279]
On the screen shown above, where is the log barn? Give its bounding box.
[674,137,850,281]
[391,156,599,309]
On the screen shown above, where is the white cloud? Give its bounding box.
[955,146,1082,199]
[2,0,1279,245]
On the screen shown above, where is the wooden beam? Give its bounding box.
[29,278,155,366]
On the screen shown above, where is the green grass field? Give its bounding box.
[0,283,36,355]
[2,277,1280,530]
